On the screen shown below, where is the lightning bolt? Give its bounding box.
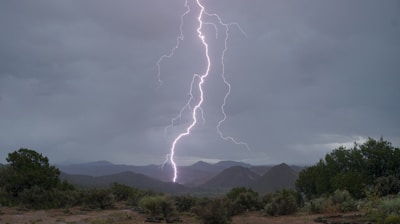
[158,0,248,183]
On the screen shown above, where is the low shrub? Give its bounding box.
[193,197,231,224]
[308,197,328,214]
[263,189,298,216]
[384,215,400,224]
[380,197,400,216]
[82,189,114,210]
[331,189,357,212]
[139,195,175,218]
[307,190,357,214]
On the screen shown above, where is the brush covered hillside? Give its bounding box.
[58,161,302,194]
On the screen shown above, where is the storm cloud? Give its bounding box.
[1,0,399,166]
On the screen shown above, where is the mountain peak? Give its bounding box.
[250,163,298,194]
[200,166,260,190]
[86,160,114,166]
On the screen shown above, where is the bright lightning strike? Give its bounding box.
[158,0,249,183]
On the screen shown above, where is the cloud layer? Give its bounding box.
[1,0,399,166]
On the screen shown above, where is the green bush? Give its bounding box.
[109,183,149,206]
[331,189,357,212]
[307,190,357,214]
[83,189,114,210]
[380,197,400,216]
[139,195,175,218]
[225,187,261,215]
[17,185,80,209]
[308,197,328,214]
[375,176,400,197]
[263,189,298,216]
[384,215,400,224]
[174,194,197,212]
[193,197,231,224]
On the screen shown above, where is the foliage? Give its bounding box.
[225,187,261,215]
[296,138,400,199]
[308,197,329,214]
[139,195,175,218]
[330,189,357,212]
[83,188,114,210]
[374,176,400,197]
[109,182,147,205]
[263,189,299,216]
[307,190,357,214]
[18,186,80,209]
[174,194,197,212]
[193,197,231,224]
[365,197,400,224]
[380,197,400,216]
[384,215,400,224]
[2,148,61,197]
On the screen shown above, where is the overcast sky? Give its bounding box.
[1,0,399,166]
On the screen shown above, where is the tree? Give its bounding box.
[2,148,61,197]
[296,138,400,199]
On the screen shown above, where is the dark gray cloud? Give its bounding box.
[1,0,399,166]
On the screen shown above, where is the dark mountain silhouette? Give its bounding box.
[58,160,303,194]
[188,161,213,172]
[57,160,253,186]
[58,162,174,182]
[200,166,260,190]
[250,163,298,194]
[214,161,252,170]
[249,165,272,176]
[60,171,188,194]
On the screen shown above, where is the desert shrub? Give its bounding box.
[263,189,298,216]
[375,176,400,197]
[308,197,329,214]
[110,183,149,206]
[83,188,114,210]
[307,190,357,214]
[174,194,197,212]
[384,215,400,224]
[225,187,261,215]
[193,197,231,224]
[380,197,400,216]
[364,197,400,224]
[139,195,175,218]
[17,185,79,209]
[331,189,357,212]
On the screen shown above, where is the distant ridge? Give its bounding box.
[200,166,260,190]
[250,163,298,194]
[58,160,303,194]
[60,171,188,194]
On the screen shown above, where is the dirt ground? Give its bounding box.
[0,206,365,224]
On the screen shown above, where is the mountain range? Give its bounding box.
[57,161,303,195]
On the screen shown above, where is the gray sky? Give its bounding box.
[1,0,399,166]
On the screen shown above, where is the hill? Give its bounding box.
[250,163,298,194]
[57,160,254,186]
[200,166,260,190]
[60,171,188,194]
[57,162,175,182]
